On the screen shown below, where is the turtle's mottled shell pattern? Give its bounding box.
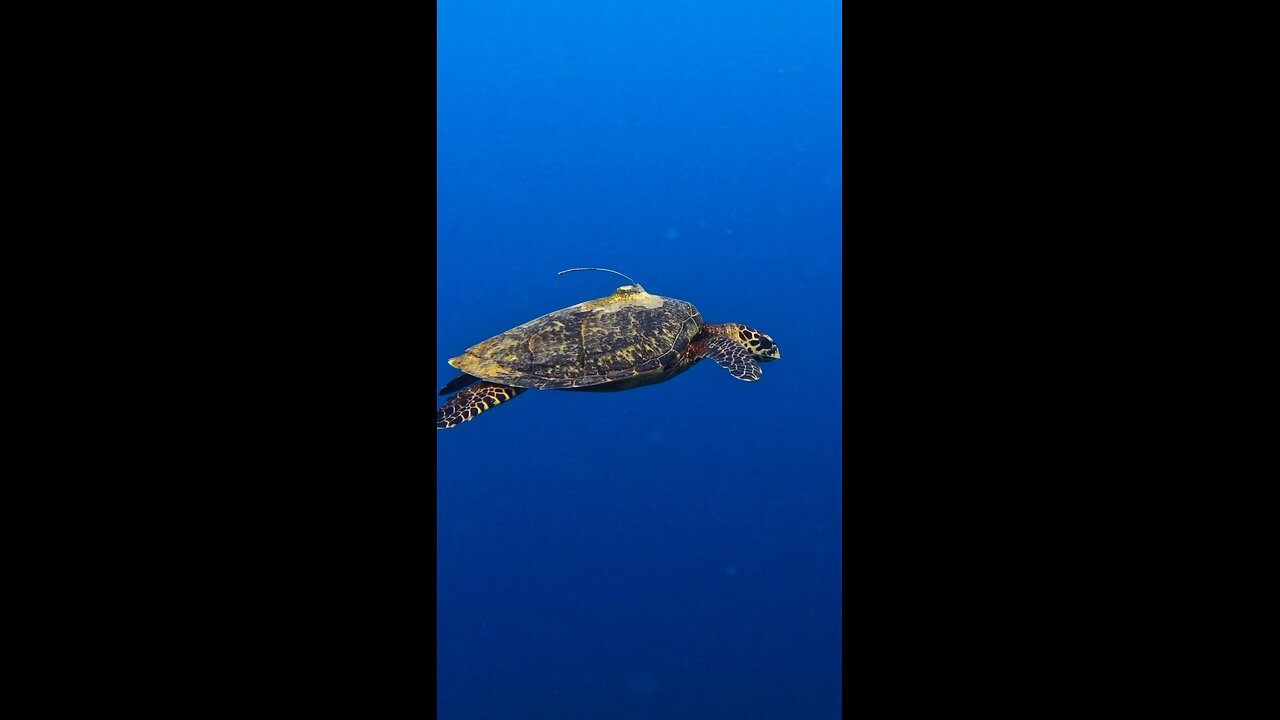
[449,285,703,390]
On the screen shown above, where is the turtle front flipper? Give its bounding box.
[436,382,527,429]
[439,372,482,396]
[694,335,762,381]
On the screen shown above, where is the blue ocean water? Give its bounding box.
[437,2,841,717]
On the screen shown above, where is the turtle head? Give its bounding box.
[719,323,781,362]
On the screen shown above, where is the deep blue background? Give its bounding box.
[438,2,841,717]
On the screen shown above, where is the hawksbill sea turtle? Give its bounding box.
[437,268,781,429]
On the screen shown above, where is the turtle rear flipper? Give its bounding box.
[439,372,482,396]
[695,335,761,381]
[437,382,527,429]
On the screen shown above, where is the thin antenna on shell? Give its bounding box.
[556,268,639,285]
